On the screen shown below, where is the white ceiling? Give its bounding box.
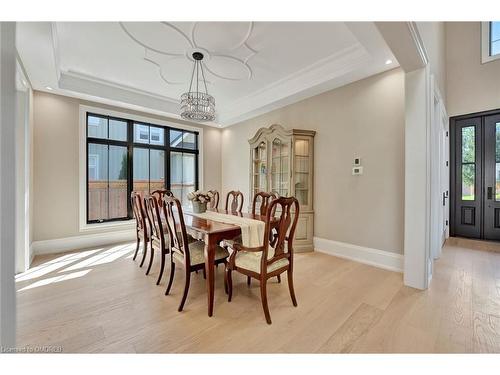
[16,22,398,127]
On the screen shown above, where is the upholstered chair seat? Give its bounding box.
[233,246,289,274]
[173,241,229,266]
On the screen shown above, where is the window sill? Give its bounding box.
[481,53,500,64]
[80,220,135,233]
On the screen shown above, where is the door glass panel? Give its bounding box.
[271,138,289,196]
[294,139,309,205]
[461,126,475,201]
[462,164,475,201]
[253,142,267,196]
[461,126,475,163]
[496,123,500,201]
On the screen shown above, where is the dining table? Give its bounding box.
[181,208,273,317]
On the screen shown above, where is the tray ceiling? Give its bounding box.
[16,22,397,127]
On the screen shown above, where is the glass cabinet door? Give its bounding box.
[294,138,310,206]
[271,138,289,196]
[252,141,268,197]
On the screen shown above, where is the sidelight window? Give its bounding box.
[461,126,475,201]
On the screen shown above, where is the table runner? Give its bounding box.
[189,211,265,248]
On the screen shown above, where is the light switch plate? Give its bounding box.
[352,166,363,175]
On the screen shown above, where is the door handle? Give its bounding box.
[487,186,493,200]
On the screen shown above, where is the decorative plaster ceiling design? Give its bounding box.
[120,22,257,85]
[16,22,398,126]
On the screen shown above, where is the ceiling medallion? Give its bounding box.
[180,52,216,122]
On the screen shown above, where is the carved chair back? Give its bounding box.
[252,191,277,216]
[145,196,166,251]
[207,190,220,209]
[225,190,244,213]
[163,196,192,265]
[261,197,300,274]
[131,192,149,235]
[151,189,173,205]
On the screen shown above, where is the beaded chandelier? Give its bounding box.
[180,52,215,122]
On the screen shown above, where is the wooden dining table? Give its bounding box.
[181,208,271,317]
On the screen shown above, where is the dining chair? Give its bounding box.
[252,191,277,216]
[207,190,220,209]
[144,196,170,285]
[151,189,173,205]
[163,195,229,312]
[131,192,150,268]
[224,196,300,324]
[225,190,244,213]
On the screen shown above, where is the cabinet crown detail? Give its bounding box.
[248,123,315,252]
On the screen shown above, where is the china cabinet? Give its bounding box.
[249,124,315,252]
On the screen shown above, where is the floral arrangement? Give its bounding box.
[187,190,214,204]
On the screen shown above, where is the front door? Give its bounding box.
[451,111,500,241]
[483,114,500,240]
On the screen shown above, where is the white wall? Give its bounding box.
[222,68,405,254]
[32,91,222,243]
[417,22,447,101]
[0,21,17,349]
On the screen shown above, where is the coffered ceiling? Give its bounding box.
[16,22,398,127]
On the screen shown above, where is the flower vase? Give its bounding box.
[192,201,207,213]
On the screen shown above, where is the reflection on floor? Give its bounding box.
[16,239,500,353]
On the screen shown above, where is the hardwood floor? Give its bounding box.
[16,239,500,353]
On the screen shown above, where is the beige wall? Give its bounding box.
[446,22,500,116]
[222,68,405,254]
[33,91,222,242]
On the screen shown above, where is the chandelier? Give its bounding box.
[180,52,216,122]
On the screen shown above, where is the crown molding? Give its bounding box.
[219,43,371,124]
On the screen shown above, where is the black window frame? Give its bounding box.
[86,112,199,224]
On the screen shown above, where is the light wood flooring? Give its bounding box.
[16,239,500,353]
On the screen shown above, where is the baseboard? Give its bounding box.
[32,229,136,256]
[313,237,404,273]
[29,244,35,266]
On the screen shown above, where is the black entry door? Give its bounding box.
[452,117,482,238]
[483,114,500,240]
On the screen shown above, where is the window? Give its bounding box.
[481,22,500,63]
[86,112,199,224]
[461,126,475,201]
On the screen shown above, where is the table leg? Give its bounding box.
[204,235,216,317]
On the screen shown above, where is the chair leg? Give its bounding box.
[165,261,175,295]
[276,275,281,283]
[132,237,140,261]
[287,269,298,307]
[247,276,251,286]
[178,269,191,312]
[139,239,148,267]
[145,243,154,275]
[260,278,272,324]
[226,268,233,302]
[156,249,166,285]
